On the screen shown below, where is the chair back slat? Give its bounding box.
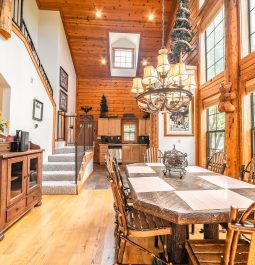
[223,203,255,264]
[248,158,255,184]
[206,151,227,175]
[145,147,163,163]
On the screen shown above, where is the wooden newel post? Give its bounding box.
[150,114,159,148]
[0,0,12,39]
[223,0,240,178]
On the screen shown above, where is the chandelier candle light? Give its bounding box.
[131,0,196,114]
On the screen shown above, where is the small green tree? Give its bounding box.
[100,94,108,118]
[169,0,192,63]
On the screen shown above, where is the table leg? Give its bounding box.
[168,224,188,264]
[204,224,219,239]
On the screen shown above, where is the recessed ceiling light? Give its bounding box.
[148,13,154,21]
[142,60,148,66]
[96,10,102,18]
[101,58,106,65]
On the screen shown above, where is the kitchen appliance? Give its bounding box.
[108,144,122,164]
[11,130,29,152]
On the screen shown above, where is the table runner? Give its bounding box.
[127,165,155,174]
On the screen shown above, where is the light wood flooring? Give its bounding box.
[0,166,225,265]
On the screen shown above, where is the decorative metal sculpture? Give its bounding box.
[163,145,188,179]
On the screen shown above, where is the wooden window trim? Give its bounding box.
[248,0,255,53]
[112,47,134,69]
[122,120,138,144]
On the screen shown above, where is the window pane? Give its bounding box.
[250,9,255,33]
[251,34,255,52]
[215,40,224,61]
[206,32,215,51]
[207,66,215,80]
[205,8,225,81]
[208,133,215,149]
[250,0,255,10]
[113,48,134,69]
[208,115,216,130]
[207,49,215,68]
[215,132,225,150]
[215,22,224,44]
[216,113,225,130]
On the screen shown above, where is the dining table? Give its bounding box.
[125,163,255,264]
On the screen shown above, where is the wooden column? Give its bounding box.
[224,0,240,178]
[0,0,12,39]
[150,114,158,148]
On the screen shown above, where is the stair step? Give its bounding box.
[55,146,75,154]
[43,171,75,181]
[48,154,75,162]
[43,162,75,171]
[42,181,77,195]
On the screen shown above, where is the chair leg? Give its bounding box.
[117,238,126,264]
[154,236,159,248]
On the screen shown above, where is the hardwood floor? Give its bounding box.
[0,165,225,265]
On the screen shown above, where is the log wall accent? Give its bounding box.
[0,0,12,39]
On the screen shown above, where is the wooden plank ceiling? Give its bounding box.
[37,0,177,78]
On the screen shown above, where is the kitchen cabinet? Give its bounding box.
[98,118,121,136]
[0,149,43,240]
[122,144,147,164]
[138,119,150,136]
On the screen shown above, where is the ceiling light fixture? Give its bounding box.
[96,10,102,18]
[101,58,106,65]
[131,0,195,114]
[142,60,148,66]
[148,13,155,21]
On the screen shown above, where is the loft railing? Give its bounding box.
[12,0,53,95]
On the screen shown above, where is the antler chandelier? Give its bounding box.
[131,0,196,114]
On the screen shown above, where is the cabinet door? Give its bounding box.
[122,146,131,163]
[7,156,27,207]
[138,120,146,136]
[27,153,42,194]
[139,145,147,162]
[109,119,121,136]
[98,118,109,136]
[131,146,140,163]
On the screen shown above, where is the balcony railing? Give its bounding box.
[12,0,53,96]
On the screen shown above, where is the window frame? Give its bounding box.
[248,0,255,53]
[206,106,225,158]
[112,48,135,69]
[204,8,225,81]
[122,120,137,143]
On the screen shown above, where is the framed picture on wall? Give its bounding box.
[164,100,194,136]
[32,99,44,121]
[59,66,68,91]
[59,90,68,112]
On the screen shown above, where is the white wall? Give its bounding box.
[23,0,39,49]
[0,33,54,160]
[158,113,195,165]
[38,10,76,114]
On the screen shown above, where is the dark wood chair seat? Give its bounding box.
[186,239,249,265]
[127,208,171,236]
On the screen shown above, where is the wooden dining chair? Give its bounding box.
[108,158,172,265]
[185,203,255,265]
[144,147,163,163]
[206,151,227,175]
[240,157,255,184]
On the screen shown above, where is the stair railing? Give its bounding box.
[57,111,76,145]
[75,115,94,184]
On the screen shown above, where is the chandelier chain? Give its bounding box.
[162,0,165,48]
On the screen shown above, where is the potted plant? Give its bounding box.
[0,112,9,142]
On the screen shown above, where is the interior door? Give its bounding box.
[27,153,42,194]
[7,156,27,207]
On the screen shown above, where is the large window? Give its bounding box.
[205,8,225,81]
[249,0,255,52]
[251,93,255,156]
[113,48,134,69]
[206,105,225,158]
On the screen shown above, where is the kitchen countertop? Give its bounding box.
[99,143,147,146]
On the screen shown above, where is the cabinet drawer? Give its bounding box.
[6,198,26,223]
[27,189,41,208]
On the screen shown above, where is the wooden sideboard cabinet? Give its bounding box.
[0,149,43,240]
